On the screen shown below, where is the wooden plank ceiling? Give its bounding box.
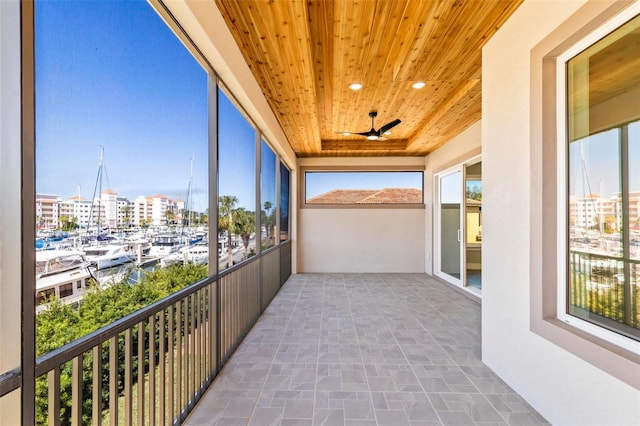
[215,0,522,157]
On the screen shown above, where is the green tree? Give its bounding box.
[262,201,273,237]
[164,208,175,225]
[58,215,78,231]
[231,207,255,258]
[218,195,238,264]
[466,184,482,201]
[603,215,617,234]
[35,263,208,424]
[121,205,132,228]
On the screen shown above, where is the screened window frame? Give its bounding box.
[216,84,260,270]
[299,166,426,209]
[278,161,291,242]
[214,82,292,261]
[259,138,279,252]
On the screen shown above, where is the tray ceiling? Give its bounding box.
[215,0,523,157]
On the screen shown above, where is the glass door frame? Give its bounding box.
[434,155,482,291]
[435,165,464,286]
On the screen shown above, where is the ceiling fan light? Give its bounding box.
[349,82,363,91]
[367,135,379,140]
[412,81,426,89]
[384,131,392,136]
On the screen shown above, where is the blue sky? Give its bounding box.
[35,0,210,212]
[261,140,277,211]
[218,89,256,211]
[570,122,640,199]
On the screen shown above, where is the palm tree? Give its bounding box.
[164,208,175,225]
[121,205,132,228]
[231,208,256,258]
[59,215,69,230]
[218,195,238,264]
[262,201,273,238]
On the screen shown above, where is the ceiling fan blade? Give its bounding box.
[378,119,401,134]
[356,128,377,137]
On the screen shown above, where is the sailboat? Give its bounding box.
[160,158,209,267]
[81,147,135,269]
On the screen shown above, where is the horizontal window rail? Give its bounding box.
[0,241,292,423]
[569,250,640,338]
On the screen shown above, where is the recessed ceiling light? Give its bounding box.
[349,83,363,91]
[342,132,351,136]
[412,81,426,89]
[384,131,392,136]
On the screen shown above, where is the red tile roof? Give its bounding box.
[307,188,422,204]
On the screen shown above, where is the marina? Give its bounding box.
[34,226,213,314]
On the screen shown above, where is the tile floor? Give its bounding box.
[185,273,548,425]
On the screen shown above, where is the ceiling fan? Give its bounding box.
[337,111,401,140]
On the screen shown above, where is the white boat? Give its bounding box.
[36,250,94,313]
[127,237,151,256]
[160,244,209,267]
[149,234,183,257]
[83,244,135,270]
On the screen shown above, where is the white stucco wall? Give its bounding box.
[297,157,426,273]
[0,0,23,422]
[482,1,640,425]
[424,121,482,276]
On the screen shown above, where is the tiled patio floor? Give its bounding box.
[185,273,548,426]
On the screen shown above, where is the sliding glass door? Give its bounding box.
[436,159,482,292]
[437,169,462,284]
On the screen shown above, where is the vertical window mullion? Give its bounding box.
[275,158,281,247]
[620,124,632,326]
[255,136,261,256]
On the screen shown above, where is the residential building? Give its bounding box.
[35,194,60,230]
[151,194,178,226]
[59,196,92,228]
[133,195,152,226]
[100,189,118,229]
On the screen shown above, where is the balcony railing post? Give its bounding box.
[71,355,82,426]
[137,322,145,426]
[124,328,132,426]
[149,314,156,425]
[159,309,166,424]
[109,336,118,426]
[168,303,175,422]
[47,367,61,426]
[91,345,102,426]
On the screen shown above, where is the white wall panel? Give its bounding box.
[299,208,425,273]
[482,1,640,424]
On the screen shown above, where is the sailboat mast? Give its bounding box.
[96,147,104,239]
[86,147,104,243]
[188,157,193,230]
